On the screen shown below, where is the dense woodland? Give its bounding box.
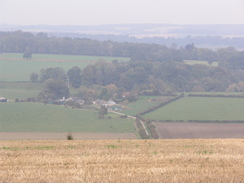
[1,31,244,101]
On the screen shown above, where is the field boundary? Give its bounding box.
[134,94,184,139]
[136,93,184,117]
[150,119,244,123]
[188,93,244,98]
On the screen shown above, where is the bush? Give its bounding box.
[120,115,128,118]
[67,133,74,140]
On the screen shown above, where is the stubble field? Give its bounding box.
[0,139,243,182]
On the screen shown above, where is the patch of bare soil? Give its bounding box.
[154,123,244,139]
[0,132,137,140]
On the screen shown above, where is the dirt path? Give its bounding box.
[108,110,149,136]
[108,110,136,119]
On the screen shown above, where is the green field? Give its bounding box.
[143,97,244,121]
[122,96,163,116]
[0,53,130,81]
[183,60,218,67]
[0,102,136,133]
[0,83,42,100]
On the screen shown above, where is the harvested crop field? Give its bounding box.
[0,139,243,182]
[154,122,244,139]
[0,132,137,141]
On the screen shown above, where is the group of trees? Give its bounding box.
[30,67,69,101]
[33,57,242,102]
[38,79,69,101]
[79,61,238,93]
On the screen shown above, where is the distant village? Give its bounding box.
[55,97,123,111]
[0,95,123,111]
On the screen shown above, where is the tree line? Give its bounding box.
[1,30,244,70]
[52,32,244,49]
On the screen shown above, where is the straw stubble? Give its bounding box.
[0,139,243,182]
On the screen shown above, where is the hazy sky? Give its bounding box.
[1,0,244,25]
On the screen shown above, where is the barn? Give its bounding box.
[0,97,7,102]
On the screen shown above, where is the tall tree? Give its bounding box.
[67,66,82,88]
[40,67,67,83]
[23,46,32,59]
[30,72,39,82]
[39,79,69,101]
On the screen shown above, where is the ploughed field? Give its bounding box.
[0,139,243,182]
[142,96,244,139]
[155,122,244,139]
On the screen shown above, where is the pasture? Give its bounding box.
[183,60,218,67]
[143,96,244,121]
[122,96,163,116]
[0,53,130,81]
[0,139,243,182]
[0,102,136,134]
[0,82,42,100]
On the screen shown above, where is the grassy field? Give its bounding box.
[0,82,42,100]
[0,139,243,182]
[122,96,163,116]
[183,60,218,67]
[143,96,244,121]
[0,53,130,81]
[0,102,136,133]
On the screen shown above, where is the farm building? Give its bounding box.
[93,99,116,107]
[93,99,107,106]
[0,97,7,102]
[107,99,116,106]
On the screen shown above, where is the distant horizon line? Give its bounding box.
[1,23,244,26]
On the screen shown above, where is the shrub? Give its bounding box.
[67,133,74,140]
[120,115,128,118]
